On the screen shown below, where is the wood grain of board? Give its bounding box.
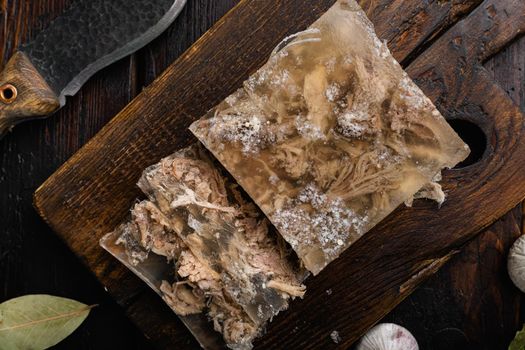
[31,0,525,348]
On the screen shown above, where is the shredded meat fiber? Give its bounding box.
[113,144,305,349]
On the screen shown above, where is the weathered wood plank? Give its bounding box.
[359,0,484,64]
[485,34,525,105]
[33,0,523,348]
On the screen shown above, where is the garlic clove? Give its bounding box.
[356,323,419,350]
[508,235,525,293]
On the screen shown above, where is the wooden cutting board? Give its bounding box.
[34,0,525,348]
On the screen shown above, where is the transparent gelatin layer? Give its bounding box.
[191,0,470,275]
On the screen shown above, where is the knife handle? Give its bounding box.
[0,52,60,139]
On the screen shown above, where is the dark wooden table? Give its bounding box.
[1,1,524,349]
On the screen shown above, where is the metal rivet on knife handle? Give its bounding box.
[0,84,18,104]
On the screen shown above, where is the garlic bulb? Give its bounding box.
[508,235,525,293]
[356,323,418,350]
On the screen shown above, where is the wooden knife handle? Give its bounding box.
[0,52,60,139]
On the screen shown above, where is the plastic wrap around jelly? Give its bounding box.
[191,0,470,275]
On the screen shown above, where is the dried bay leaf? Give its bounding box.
[510,324,525,350]
[0,295,94,350]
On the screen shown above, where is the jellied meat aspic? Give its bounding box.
[111,145,305,349]
[191,0,470,275]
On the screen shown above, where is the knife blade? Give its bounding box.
[0,0,187,139]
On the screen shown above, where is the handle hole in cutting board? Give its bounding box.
[449,119,487,168]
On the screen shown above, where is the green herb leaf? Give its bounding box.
[510,324,525,350]
[0,295,95,350]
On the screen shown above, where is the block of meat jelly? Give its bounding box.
[137,146,306,325]
[104,145,305,348]
[190,0,470,275]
